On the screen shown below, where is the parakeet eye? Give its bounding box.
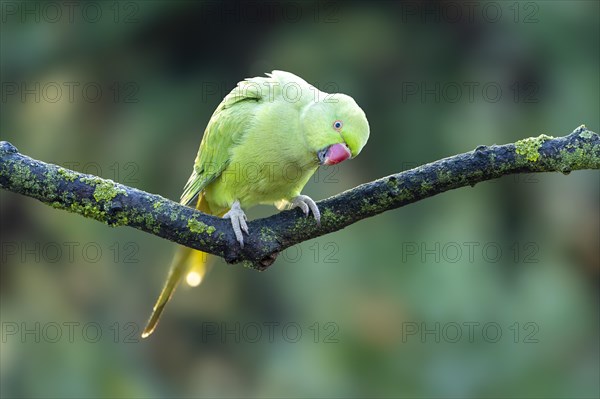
[333,120,343,131]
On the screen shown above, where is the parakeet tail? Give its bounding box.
[141,195,214,338]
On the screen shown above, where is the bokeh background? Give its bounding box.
[1,1,599,398]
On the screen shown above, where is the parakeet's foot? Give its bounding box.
[292,195,321,226]
[223,200,248,247]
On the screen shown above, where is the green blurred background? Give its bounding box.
[1,1,598,397]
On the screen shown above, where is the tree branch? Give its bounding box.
[1,125,599,270]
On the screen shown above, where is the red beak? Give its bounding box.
[320,143,352,165]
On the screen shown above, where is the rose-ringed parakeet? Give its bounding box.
[142,70,369,337]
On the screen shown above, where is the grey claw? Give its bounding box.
[223,200,248,247]
[240,217,249,235]
[297,201,309,215]
[292,195,321,226]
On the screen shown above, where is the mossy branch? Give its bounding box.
[1,125,599,270]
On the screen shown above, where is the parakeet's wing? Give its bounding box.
[180,78,266,206]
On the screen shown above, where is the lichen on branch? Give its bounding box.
[1,125,599,270]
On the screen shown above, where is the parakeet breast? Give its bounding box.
[203,97,318,212]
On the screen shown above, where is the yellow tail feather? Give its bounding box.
[142,195,215,338]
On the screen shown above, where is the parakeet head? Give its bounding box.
[302,92,370,166]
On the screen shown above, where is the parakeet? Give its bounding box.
[142,70,369,337]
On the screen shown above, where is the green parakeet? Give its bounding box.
[142,70,369,337]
